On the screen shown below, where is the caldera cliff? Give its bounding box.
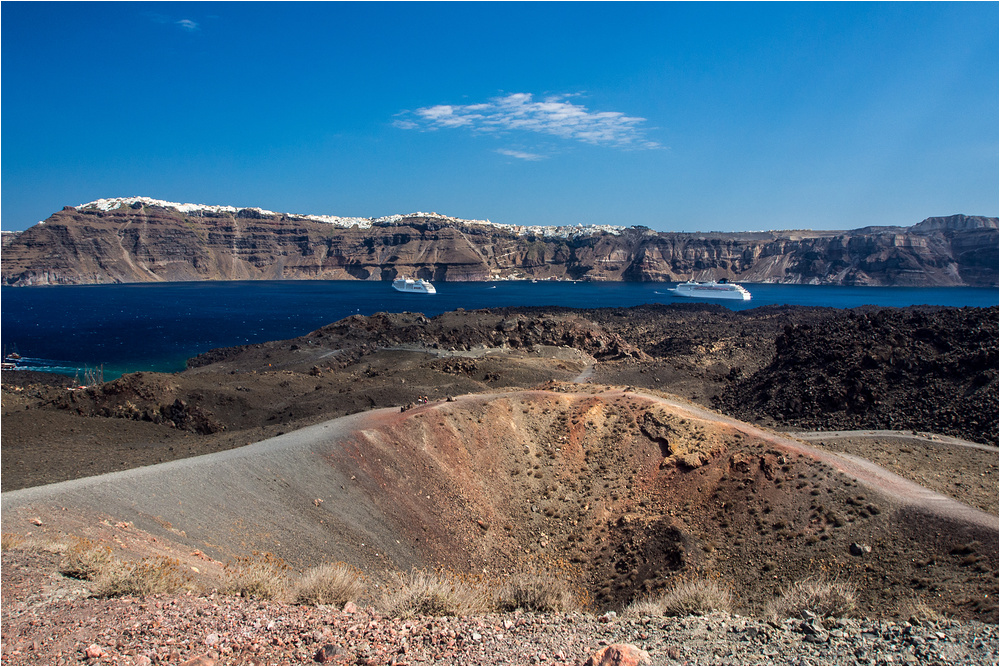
[1,197,996,286]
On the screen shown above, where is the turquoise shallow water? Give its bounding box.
[1,281,997,379]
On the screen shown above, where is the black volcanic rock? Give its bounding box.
[713,305,999,443]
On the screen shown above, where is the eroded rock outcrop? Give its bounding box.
[2,201,996,286]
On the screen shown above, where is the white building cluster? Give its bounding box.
[77,197,628,238]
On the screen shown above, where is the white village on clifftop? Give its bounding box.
[78,196,626,240]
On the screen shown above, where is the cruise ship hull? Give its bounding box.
[392,278,437,294]
[669,280,751,301]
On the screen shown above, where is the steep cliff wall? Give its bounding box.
[1,201,996,286]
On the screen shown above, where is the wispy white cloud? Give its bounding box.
[497,148,546,161]
[396,93,661,150]
[144,12,200,32]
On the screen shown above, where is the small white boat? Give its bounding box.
[2,348,21,370]
[669,278,751,301]
[392,277,437,294]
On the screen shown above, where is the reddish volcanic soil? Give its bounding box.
[1,304,997,665]
[4,385,996,622]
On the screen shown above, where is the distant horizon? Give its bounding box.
[2,3,997,233]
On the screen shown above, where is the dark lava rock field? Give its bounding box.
[712,306,998,444]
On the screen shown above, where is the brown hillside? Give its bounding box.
[3,387,996,622]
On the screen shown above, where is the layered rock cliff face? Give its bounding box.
[1,202,996,286]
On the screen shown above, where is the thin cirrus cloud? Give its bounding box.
[496,148,546,161]
[144,13,200,32]
[395,93,661,151]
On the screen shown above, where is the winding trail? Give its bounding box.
[786,429,998,453]
[628,390,999,532]
[572,363,595,383]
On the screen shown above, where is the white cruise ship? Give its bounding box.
[669,279,751,301]
[392,277,437,294]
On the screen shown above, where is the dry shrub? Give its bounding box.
[92,556,192,597]
[898,598,945,623]
[59,538,115,580]
[765,576,857,620]
[292,562,365,606]
[223,552,290,600]
[495,568,580,613]
[5,535,76,554]
[622,598,664,618]
[656,578,734,617]
[379,569,493,618]
[25,537,74,554]
[1,532,25,551]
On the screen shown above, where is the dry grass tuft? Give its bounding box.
[379,569,493,618]
[27,537,75,554]
[626,578,734,617]
[494,560,584,613]
[223,552,290,600]
[2,534,76,554]
[765,576,857,620]
[622,598,665,618]
[1,532,25,551]
[92,556,192,597]
[495,569,580,613]
[658,578,734,616]
[59,538,115,580]
[291,562,365,606]
[898,598,945,623]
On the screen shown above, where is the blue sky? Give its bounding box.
[2,2,997,232]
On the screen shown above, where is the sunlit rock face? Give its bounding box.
[2,198,996,286]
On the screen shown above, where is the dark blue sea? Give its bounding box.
[2,281,997,380]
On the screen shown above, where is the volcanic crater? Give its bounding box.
[3,383,996,622]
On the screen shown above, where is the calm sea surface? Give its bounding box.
[2,281,997,379]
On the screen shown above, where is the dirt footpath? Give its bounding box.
[635,391,998,531]
[790,430,999,515]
